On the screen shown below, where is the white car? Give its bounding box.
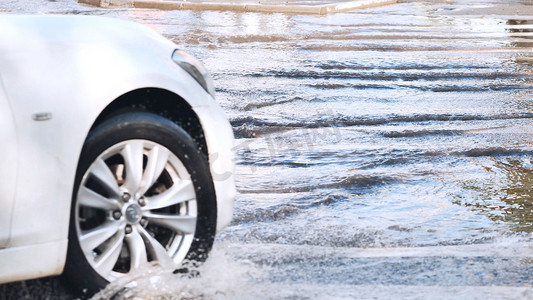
[0,15,235,295]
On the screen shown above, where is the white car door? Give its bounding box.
[0,76,18,248]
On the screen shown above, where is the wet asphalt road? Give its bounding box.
[2,0,533,299]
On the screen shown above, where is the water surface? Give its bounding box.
[1,0,533,299]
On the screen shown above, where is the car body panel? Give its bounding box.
[0,15,235,284]
[194,103,236,231]
[0,76,18,248]
[0,240,67,284]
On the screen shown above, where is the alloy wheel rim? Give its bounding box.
[75,140,197,281]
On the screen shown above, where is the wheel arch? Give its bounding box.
[90,88,209,158]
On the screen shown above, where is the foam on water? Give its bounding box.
[91,245,262,300]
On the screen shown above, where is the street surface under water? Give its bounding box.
[2,0,533,299]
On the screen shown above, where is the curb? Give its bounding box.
[79,0,397,14]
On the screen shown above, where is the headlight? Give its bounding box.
[172,49,216,98]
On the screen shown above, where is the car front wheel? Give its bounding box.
[63,112,217,295]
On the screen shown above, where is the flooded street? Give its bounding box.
[2,0,533,298]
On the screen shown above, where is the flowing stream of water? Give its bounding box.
[1,0,533,299]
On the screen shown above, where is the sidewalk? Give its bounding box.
[80,0,397,14]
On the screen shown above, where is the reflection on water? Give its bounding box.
[499,160,533,231]
[508,19,533,49]
[462,158,533,233]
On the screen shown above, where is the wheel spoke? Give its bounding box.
[140,146,170,195]
[138,226,175,267]
[78,186,120,210]
[144,180,196,210]
[80,220,122,252]
[90,158,121,198]
[144,212,196,235]
[94,230,125,277]
[121,141,145,194]
[126,227,148,270]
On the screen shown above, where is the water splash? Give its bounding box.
[91,245,261,300]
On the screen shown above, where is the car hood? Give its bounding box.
[0,15,176,53]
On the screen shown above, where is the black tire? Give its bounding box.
[63,112,217,297]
